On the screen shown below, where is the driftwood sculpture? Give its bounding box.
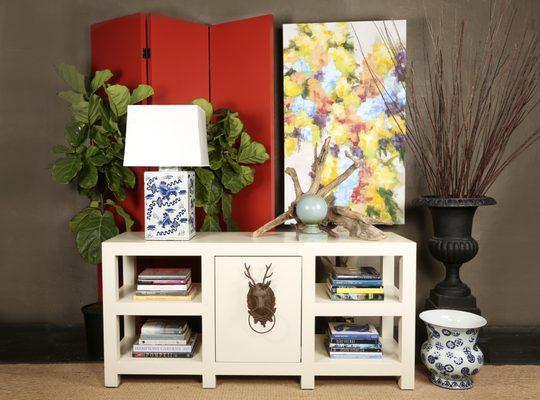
[253,137,386,240]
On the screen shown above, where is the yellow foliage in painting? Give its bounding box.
[285,136,297,157]
[360,130,379,158]
[295,111,312,128]
[284,77,303,98]
[328,46,357,76]
[329,121,349,145]
[371,162,399,190]
[335,77,352,100]
[343,93,360,107]
[284,122,294,134]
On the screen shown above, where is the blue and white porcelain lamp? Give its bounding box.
[124,105,209,240]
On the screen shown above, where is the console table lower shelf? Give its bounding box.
[102,231,417,390]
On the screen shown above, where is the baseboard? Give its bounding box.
[1,323,539,364]
[0,323,88,363]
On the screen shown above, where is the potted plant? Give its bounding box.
[52,64,153,359]
[364,5,539,313]
[191,98,269,231]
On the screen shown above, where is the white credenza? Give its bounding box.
[102,231,416,390]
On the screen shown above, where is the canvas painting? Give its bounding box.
[283,20,406,224]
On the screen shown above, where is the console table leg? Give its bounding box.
[202,374,216,389]
[301,374,315,389]
[104,372,120,388]
[398,371,415,390]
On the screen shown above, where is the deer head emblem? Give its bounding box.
[244,263,276,333]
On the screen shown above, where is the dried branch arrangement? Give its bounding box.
[359,2,539,197]
[253,137,386,240]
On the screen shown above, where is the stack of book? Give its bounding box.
[326,266,384,301]
[134,268,196,301]
[325,322,382,359]
[132,319,198,358]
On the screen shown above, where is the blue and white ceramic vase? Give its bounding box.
[419,309,487,390]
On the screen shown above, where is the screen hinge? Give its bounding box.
[142,47,151,59]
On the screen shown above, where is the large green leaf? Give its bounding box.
[105,199,134,231]
[88,94,102,125]
[122,167,135,189]
[52,144,70,154]
[75,210,119,264]
[58,90,84,105]
[86,146,108,166]
[78,163,98,189]
[221,191,232,222]
[69,207,101,233]
[195,168,215,190]
[105,163,126,200]
[52,155,83,184]
[221,164,254,194]
[90,126,110,148]
[55,63,86,94]
[71,101,89,123]
[201,215,221,232]
[90,69,113,93]
[192,98,213,124]
[130,84,154,104]
[225,113,243,144]
[64,122,87,146]
[237,131,269,164]
[105,85,130,117]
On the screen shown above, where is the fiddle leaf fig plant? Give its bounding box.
[52,63,154,264]
[192,98,269,231]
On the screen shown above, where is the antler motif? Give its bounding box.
[262,263,273,285]
[243,263,256,286]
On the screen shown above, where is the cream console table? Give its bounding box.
[102,231,416,389]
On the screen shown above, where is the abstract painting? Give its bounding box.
[283,20,406,224]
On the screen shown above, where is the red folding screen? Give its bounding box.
[91,13,275,233]
[210,15,275,231]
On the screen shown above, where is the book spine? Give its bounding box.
[328,343,381,350]
[330,286,384,294]
[137,284,191,291]
[139,339,188,345]
[330,280,383,287]
[132,352,193,358]
[133,344,193,352]
[137,279,190,284]
[330,333,379,340]
[328,352,383,359]
[333,274,381,280]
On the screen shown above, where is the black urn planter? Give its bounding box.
[418,196,496,315]
[81,302,104,361]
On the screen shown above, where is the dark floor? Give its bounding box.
[1,323,539,364]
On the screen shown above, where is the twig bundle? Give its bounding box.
[361,2,540,197]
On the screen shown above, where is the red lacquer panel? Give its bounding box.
[91,13,148,232]
[148,14,209,104]
[209,15,275,231]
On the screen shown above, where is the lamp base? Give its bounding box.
[144,170,195,240]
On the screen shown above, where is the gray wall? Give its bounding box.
[0,0,538,326]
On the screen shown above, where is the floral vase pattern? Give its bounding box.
[144,170,195,240]
[419,309,487,390]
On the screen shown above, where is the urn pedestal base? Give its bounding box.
[425,293,481,315]
[429,373,473,390]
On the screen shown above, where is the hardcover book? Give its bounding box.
[327,281,384,294]
[138,268,191,280]
[141,319,188,335]
[333,266,381,280]
[134,333,198,353]
[326,290,384,301]
[328,323,379,340]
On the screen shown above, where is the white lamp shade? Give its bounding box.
[123,105,209,167]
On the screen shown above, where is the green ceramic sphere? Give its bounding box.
[296,194,328,225]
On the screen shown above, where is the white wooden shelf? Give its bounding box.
[115,283,203,316]
[313,334,402,376]
[102,231,416,390]
[314,283,402,316]
[117,336,203,375]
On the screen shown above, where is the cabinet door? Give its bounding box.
[215,256,301,363]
